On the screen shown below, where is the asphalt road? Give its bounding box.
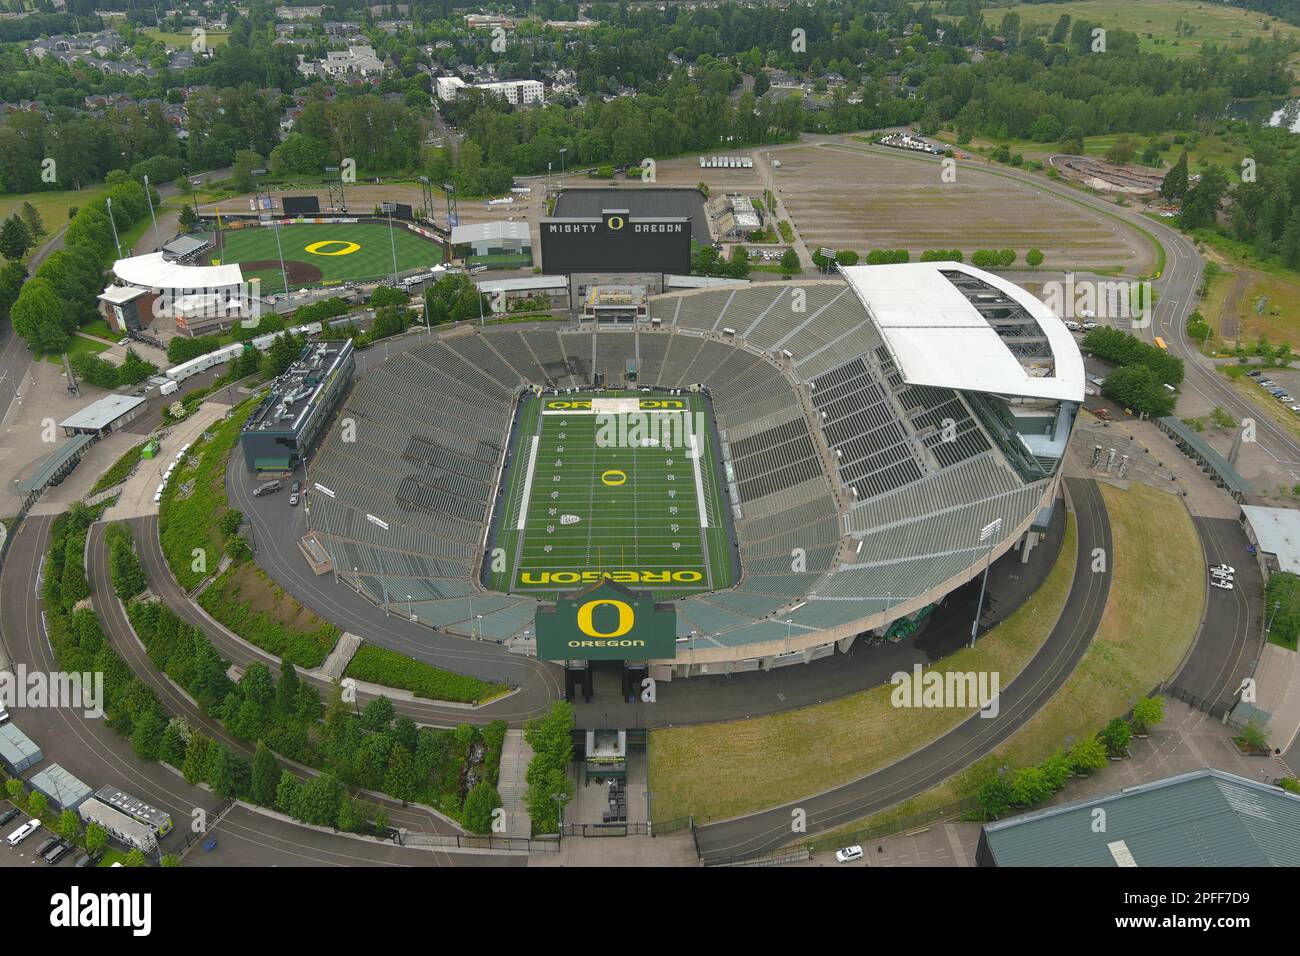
[0,513,520,865]
[693,476,1112,863]
[1170,517,1263,709]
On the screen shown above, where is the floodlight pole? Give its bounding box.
[970,518,1003,648]
[387,209,399,286]
[142,174,162,251]
[105,196,123,260]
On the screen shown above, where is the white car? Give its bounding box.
[6,819,41,847]
[1211,579,1234,591]
[1211,564,1236,575]
[835,845,864,863]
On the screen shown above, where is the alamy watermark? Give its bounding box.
[0,665,104,718]
[890,663,1000,718]
[1041,274,1152,328]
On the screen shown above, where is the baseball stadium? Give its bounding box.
[199,217,446,294]
[303,260,1084,677]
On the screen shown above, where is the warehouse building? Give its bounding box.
[59,394,147,438]
[450,221,533,264]
[240,339,355,474]
[28,763,93,812]
[977,768,1300,867]
[0,722,43,775]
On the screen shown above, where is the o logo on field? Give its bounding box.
[305,240,360,256]
[577,599,635,639]
[601,469,627,486]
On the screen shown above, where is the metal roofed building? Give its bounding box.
[59,394,147,437]
[977,768,1300,867]
[1240,505,1300,576]
[450,220,533,259]
[839,261,1085,403]
[240,339,355,473]
[0,722,43,774]
[28,763,93,811]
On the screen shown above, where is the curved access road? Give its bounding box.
[694,476,1111,863]
[1,514,512,866]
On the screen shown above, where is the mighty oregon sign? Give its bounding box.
[539,209,691,276]
[534,581,678,661]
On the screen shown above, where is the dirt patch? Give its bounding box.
[239,259,322,285]
[223,559,328,633]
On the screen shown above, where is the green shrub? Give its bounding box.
[343,643,506,704]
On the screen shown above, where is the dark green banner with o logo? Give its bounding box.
[534,581,678,661]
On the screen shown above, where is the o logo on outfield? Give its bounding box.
[600,469,627,486]
[305,240,360,256]
[577,599,635,639]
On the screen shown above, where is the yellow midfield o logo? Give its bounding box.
[577,598,635,639]
[305,240,360,256]
[601,469,627,486]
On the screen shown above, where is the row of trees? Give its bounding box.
[11,175,156,356]
[975,697,1166,819]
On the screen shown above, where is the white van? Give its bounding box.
[7,819,42,847]
[1063,320,1081,332]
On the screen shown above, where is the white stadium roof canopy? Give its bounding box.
[111,252,244,290]
[840,261,1085,403]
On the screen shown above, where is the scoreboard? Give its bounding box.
[541,209,691,275]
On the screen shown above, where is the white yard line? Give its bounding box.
[690,433,708,529]
[516,436,540,531]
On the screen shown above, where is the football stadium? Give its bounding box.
[203,220,446,294]
[305,261,1083,676]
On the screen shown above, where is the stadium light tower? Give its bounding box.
[142,174,162,252]
[104,196,123,260]
[970,518,1004,648]
[365,513,391,615]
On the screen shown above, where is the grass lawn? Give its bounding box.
[976,0,1298,56]
[80,318,118,341]
[41,335,109,365]
[344,643,510,704]
[0,187,106,256]
[465,252,534,269]
[143,27,232,48]
[213,222,444,292]
[648,512,1079,824]
[802,480,1204,851]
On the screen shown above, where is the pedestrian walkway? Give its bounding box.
[314,632,361,682]
[1251,643,1300,754]
[102,402,228,521]
[497,730,533,838]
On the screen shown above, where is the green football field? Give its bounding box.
[490,391,735,601]
[207,222,444,293]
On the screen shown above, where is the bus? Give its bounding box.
[1154,336,1168,350]
[95,785,173,837]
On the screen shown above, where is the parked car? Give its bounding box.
[1211,564,1236,575]
[253,479,282,497]
[74,851,102,868]
[289,481,301,506]
[43,840,73,864]
[835,845,865,863]
[1247,369,1262,377]
[1211,579,1234,591]
[6,819,41,846]
[1081,321,1099,330]
[0,808,20,828]
[34,836,60,857]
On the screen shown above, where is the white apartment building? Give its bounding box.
[436,76,544,106]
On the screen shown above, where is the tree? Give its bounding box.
[779,248,800,273]
[58,809,82,845]
[1180,165,1229,230]
[160,854,181,867]
[976,776,1014,819]
[122,849,148,867]
[1130,696,1166,735]
[462,780,502,834]
[11,278,70,354]
[1025,248,1044,268]
[20,202,44,239]
[251,740,280,806]
[85,822,108,857]
[1067,735,1108,774]
[27,790,48,818]
[383,744,419,805]
[1161,150,1189,201]
[1011,766,1052,807]
[0,214,31,260]
[1103,717,1132,757]
[362,695,395,732]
